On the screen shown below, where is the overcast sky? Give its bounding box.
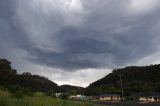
[1,0,160,87]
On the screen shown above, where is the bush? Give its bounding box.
[0,86,7,91]
[12,88,33,98]
[46,90,56,98]
[12,90,25,98]
[60,93,70,99]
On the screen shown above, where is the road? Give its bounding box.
[93,101,160,106]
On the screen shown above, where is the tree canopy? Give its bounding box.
[85,64,160,96]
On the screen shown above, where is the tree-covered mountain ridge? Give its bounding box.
[85,64,160,96]
[0,59,84,94]
[1,58,160,96]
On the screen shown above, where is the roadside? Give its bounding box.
[91,101,160,106]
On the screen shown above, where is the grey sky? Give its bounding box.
[1,0,160,87]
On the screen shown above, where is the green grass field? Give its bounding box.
[0,89,104,106]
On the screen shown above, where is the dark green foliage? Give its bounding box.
[0,59,85,96]
[47,89,56,97]
[60,93,70,99]
[0,59,58,94]
[12,90,25,98]
[141,83,152,96]
[0,86,8,91]
[0,59,17,87]
[85,64,160,96]
[70,90,77,95]
[60,85,85,94]
[12,88,33,98]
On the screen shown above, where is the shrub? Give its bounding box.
[12,88,33,98]
[60,93,70,99]
[12,90,25,98]
[0,86,7,91]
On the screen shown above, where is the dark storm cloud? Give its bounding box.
[26,25,155,70]
[0,0,31,48]
[1,0,160,71]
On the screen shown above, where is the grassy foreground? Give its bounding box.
[0,90,103,106]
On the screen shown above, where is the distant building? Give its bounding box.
[128,92,160,102]
[69,95,85,100]
[99,94,120,101]
[84,96,97,100]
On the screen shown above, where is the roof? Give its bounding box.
[99,94,120,97]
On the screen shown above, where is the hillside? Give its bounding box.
[0,59,84,94]
[85,64,160,96]
[60,85,85,94]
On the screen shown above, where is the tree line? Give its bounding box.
[85,64,160,96]
[0,59,84,95]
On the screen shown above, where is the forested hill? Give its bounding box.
[0,59,84,94]
[60,85,85,94]
[85,64,160,96]
[0,59,59,93]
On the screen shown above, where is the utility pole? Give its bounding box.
[120,74,124,101]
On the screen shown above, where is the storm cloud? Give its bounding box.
[1,0,160,86]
